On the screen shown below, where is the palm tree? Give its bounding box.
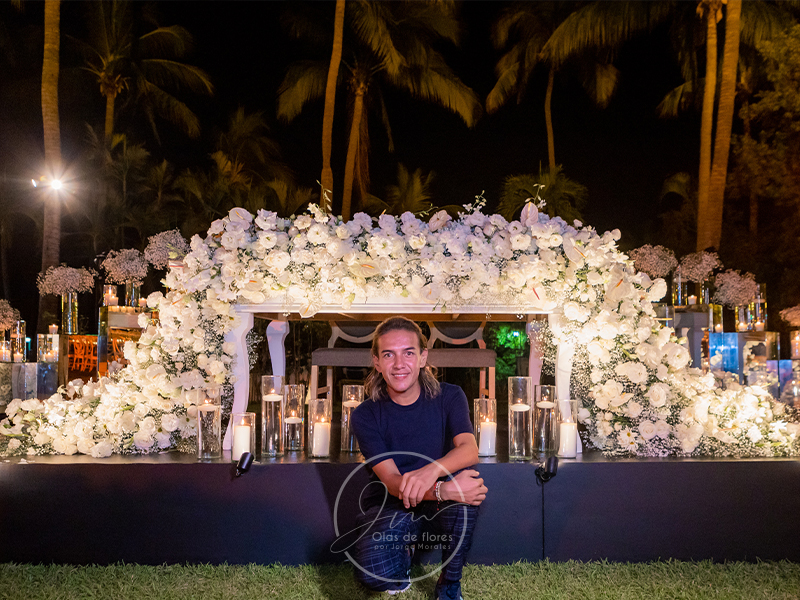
[320,0,345,212]
[39,0,61,333]
[277,1,481,221]
[361,163,462,218]
[497,166,587,224]
[487,1,620,172]
[74,0,213,143]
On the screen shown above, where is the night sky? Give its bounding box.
[1,0,702,326]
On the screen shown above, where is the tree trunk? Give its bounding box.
[320,0,345,214]
[341,83,366,223]
[105,93,115,142]
[39,0,61,334]
[545,67,556,171]
[741,99,758,236]
[696,7,717,252]
[706,0,742,251]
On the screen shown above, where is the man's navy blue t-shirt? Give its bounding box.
[351,382,473,507]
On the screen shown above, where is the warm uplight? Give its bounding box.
[50,179,62,190]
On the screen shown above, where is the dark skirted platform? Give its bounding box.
[2,451,799,565]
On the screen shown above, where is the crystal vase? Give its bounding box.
[124,282,141,307]
[671,270,688,306]
[61,292,78,335]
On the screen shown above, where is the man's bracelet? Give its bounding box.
[434,481,443,503]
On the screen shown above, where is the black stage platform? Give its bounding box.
[2,451,799,565]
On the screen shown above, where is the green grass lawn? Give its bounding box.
[1,560,799,600]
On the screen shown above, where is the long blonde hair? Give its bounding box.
[364,317,440,401]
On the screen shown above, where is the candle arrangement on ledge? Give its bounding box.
[474,397,497,457]
[534,385,557,455]
[261,375,284,457]
[283,384,305,452]
[508,376,532,460]
[36,334,59,363]
[231,412,255,462]
[341,384,363,453]
[197,387,222,461]
[556,399,579,458]
[308,396,332,458]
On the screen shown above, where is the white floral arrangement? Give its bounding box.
[679,251,722,283]
[628,245,677,278]
[713,270,758,307]
[780,305,800,328]
[0,299,20,331]
[2,203,798,458]
[102,249,149,284]
[36,265,96,296]
[144,229,191,270]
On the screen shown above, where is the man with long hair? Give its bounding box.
[351,316,488,600]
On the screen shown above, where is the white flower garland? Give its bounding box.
[2,204,798,458]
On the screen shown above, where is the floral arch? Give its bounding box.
[2,202,798,458]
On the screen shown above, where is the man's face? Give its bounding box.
[373,328,428,399]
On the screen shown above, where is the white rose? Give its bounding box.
[654,420,671,439]
[563,301,590,323]
[160,413,179,432]
[615,361,648,384]
[639,421,657,440]
[646,383,669,408]
[133,429,155,450]
[8,438,21,450]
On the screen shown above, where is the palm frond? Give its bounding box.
[740,1,793,48]
[656,80,698,118]
[137,25,193,58]
[405,2,461,46]
[351,1,405,78]
[543,1,672,68]
[139,59,213,95]
[498,166,587,223]
[486,52,521,113]
[276,60,328,122]
[139,81,201,138]
[581,62,620,109]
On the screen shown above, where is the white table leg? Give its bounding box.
[223,311,254,450]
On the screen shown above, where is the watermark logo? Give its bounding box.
[331,451,470,585]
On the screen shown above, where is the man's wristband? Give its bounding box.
[434,480,443,503]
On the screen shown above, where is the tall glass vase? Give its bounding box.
[124,282,141,307]
[671,269,688,306]
[61,292,78,334]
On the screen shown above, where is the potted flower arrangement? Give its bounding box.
[36,265,96,334]
[679,251,722,305]
[780,305,800,359]
[713,270,758,331]
[101,249,149,307]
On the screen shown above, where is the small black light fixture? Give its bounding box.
[535,456,558,483]
[235,452,254,477]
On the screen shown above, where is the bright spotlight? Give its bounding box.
[50,179,62,190]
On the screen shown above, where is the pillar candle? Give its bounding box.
[714,324,723,333]
[342,399,360,408]
[232,425,251,461]
[558,422,578,458]
[688,295,697,305]
[755,322,765,332]
[478,421,497,456]
[262,393,282,403]
[13,352,23,363]
[49,324,58,335]
[312,420,331,456]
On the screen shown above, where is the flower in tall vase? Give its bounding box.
[102,249,149,307]
[36,265,96,334]
[679,251,722,304]
[628,245,677,304]
[144,229,190,270]
[713,270,758,332]
[780,305,800,359]
[0,299,20,336]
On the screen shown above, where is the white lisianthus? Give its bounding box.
[615,361,648,384]
[639,421,657,440]
[646,383,670,408]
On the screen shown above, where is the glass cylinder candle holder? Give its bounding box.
[791,330,800,360]
[261,375,284,458]
[197,392,222,461]
[709,304,723,333]
[736,305,751,332]
[556,399,579,458]
[309,396,332,458]
[474,397,497,457]
[37,334,57,363]
[671,269,688,306]
[103,284,119,307]
[283,383,305,452]
[752,283,767,331]
[231,412,256,462]
[341,384,363,452]
[11,320,25,360]
[0,340,10,362]
[508,376,532,460]
[49,324,58,335]
[534,385,557,455]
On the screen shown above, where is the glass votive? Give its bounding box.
[556,399,579,458]
[309,396,332,458]
[49,324,58,335]
[341,384,363,452]
[508,376,532,460]
[283,383,305,452]
[534,385,557,454]
[11,320,25,358]
[197,392,222,461]
[0,340,10,362]
[103,284,119,307]
[709,304,723,333]
[791,330,800,360]
[261,375,284,458]
[231,412,256,462]
[37,334,50,362]
[474,397,497,457]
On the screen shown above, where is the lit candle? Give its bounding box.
[109,294,118,306]
[537,400,556,410]
[0,348,9,362]
[284,415,302,424]
[478,420,497,456]
[755,321,765,332]
[13,352,23,363]
[49,324,58,335]
[232,424,251,461]
[138,298,147,308]
[342,399,360,409]
[311,418,331,456]
[714,324,723,333]
[262,393,282,403]
[558,422,578,458]
[737,321,748,332]
[510,403,531,412]
[688,295,697,305]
